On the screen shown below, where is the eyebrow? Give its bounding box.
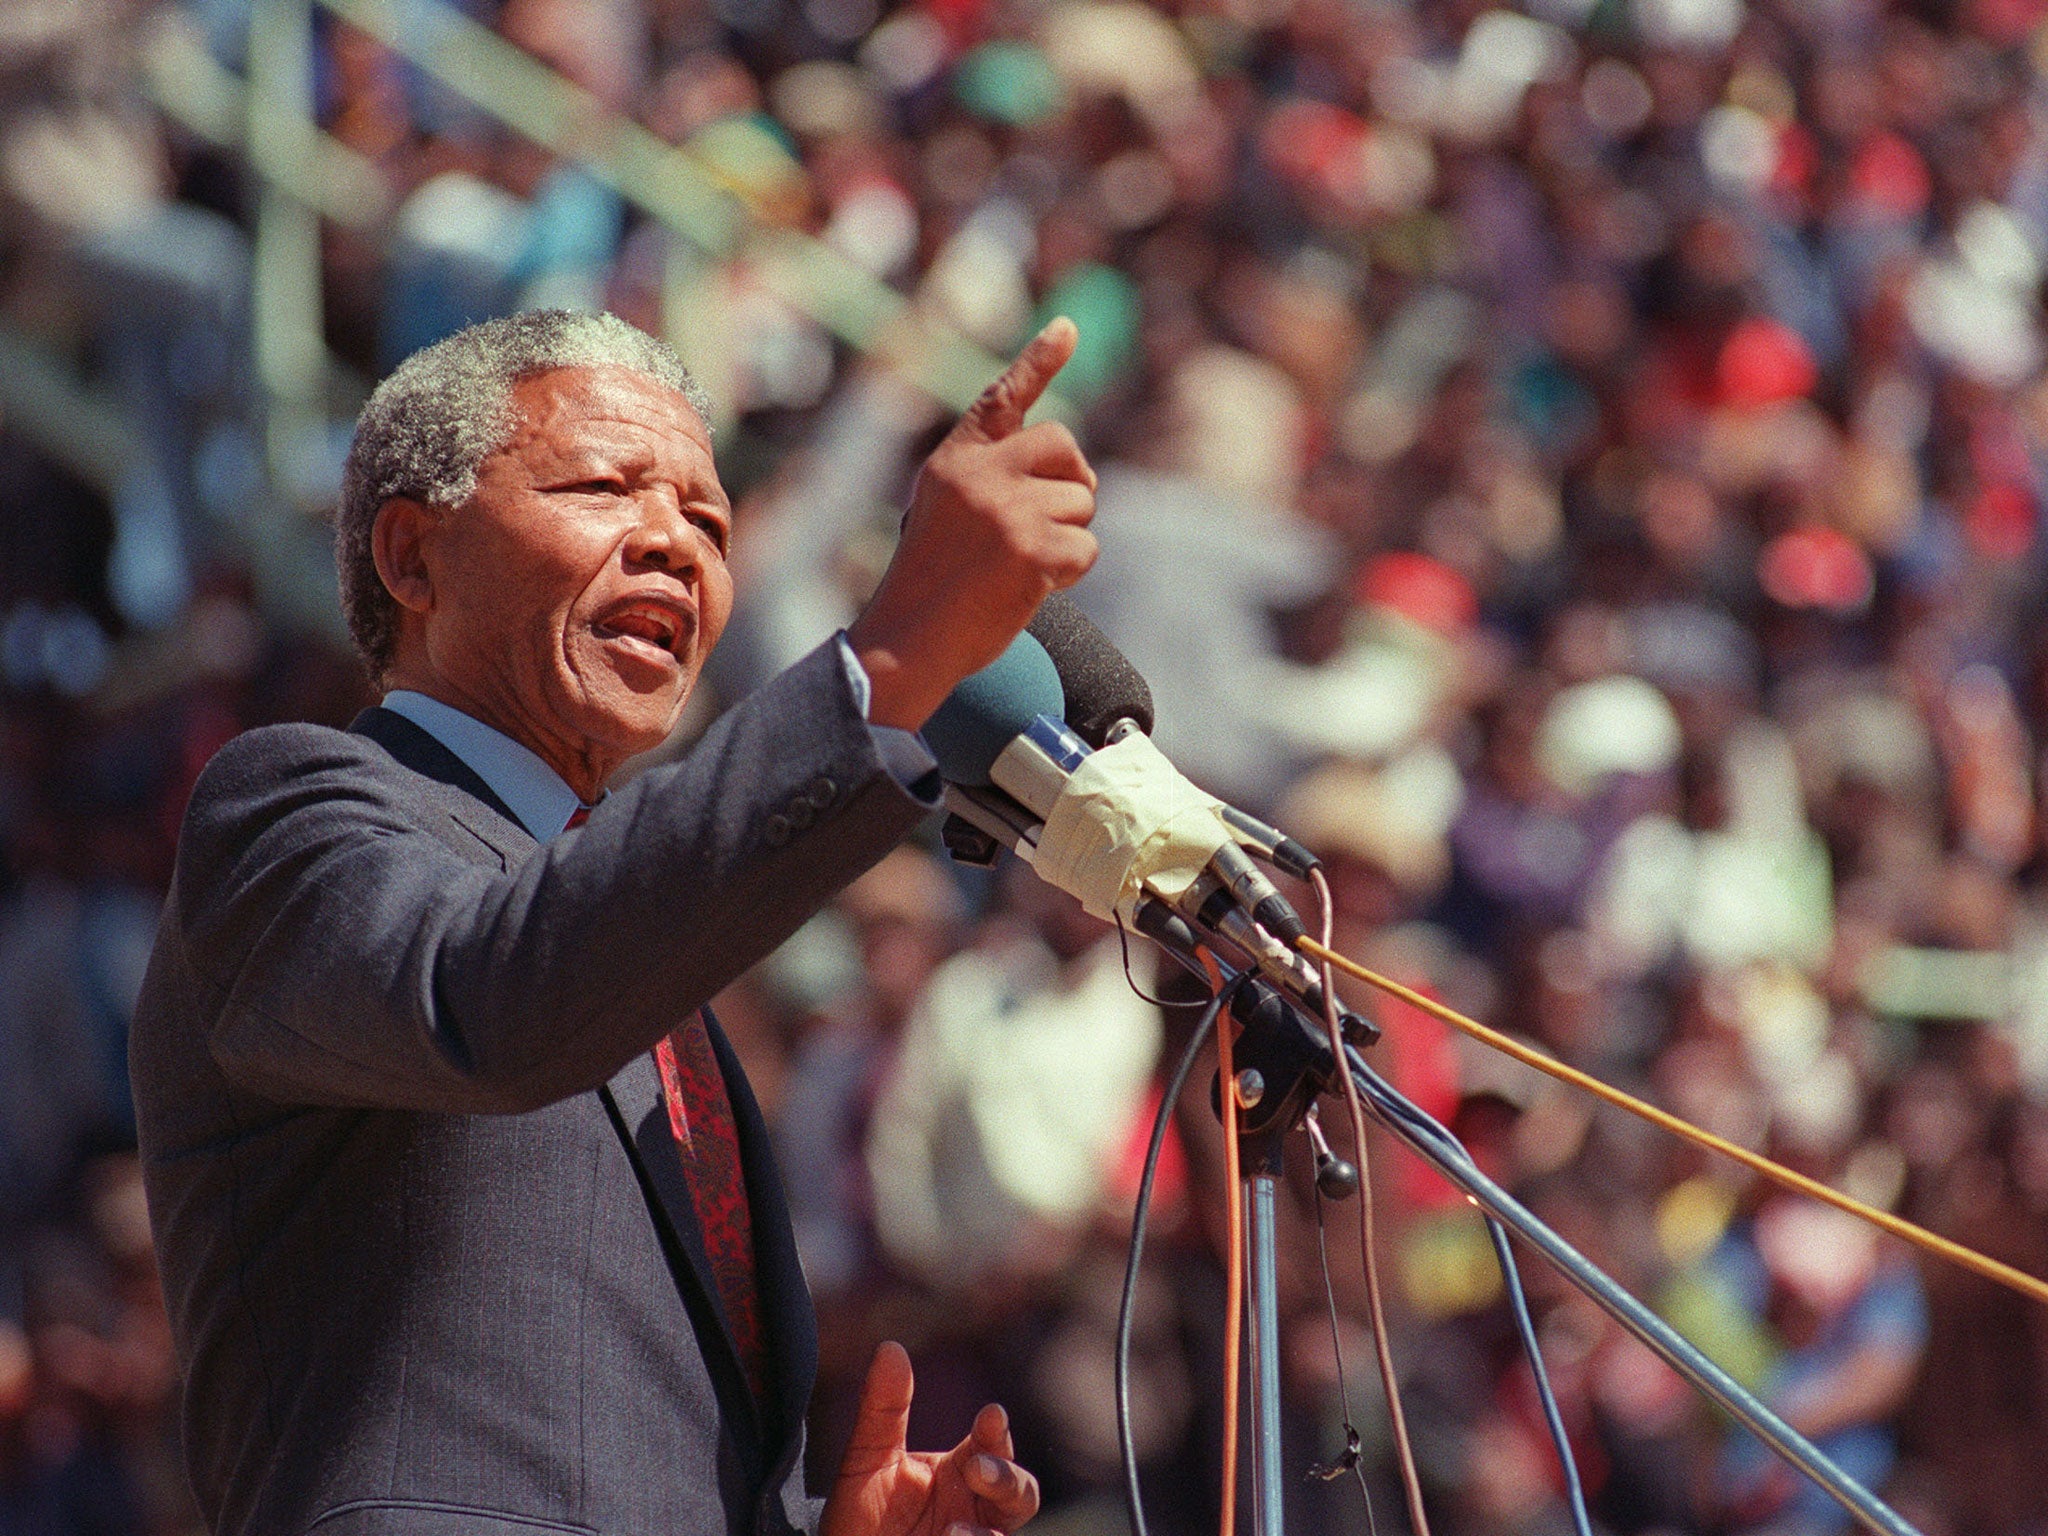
[537,441,733,521]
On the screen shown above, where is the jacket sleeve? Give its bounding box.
[169,640,939,1113]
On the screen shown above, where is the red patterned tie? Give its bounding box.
[654,1013,769,1410]
[564,805,767,1408]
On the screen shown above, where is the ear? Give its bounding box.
[372,497,438,616]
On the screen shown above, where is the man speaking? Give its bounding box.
[129,308,1097,1536]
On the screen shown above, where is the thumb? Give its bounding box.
[837,1340,915,1478]
[949,317,1079,446]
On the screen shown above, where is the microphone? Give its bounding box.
[1025,595,1316,930]
[1215,805,1321,884]
[919,625,1066,791]
[923,626,1381,1072]
[923,631,1307,950]
[1130,882,1382,1065]
[1027,591,1153,745]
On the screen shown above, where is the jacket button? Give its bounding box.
[807,776,839,809]
[786,799,816,832]
[764,814,792,847]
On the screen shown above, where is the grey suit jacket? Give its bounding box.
[131,641,939,1536]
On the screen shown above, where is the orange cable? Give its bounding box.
[1309,876,1431,1536]
[1298,936,2048,1310]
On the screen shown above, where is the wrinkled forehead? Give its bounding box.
[510,361,706,424]
[490,363,715,460]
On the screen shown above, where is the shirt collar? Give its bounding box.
[380,690,585,843]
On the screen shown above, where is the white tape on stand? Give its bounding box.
[1030,732,1234,922]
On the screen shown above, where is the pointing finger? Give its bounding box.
[951,317,1079,446]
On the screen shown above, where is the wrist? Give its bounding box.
[843,624,948,732]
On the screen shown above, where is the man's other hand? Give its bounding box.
[820,1341,1041,1536]
[847,318,1098,731]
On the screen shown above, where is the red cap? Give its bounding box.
[1356,551,1478,635]
[1716,316,1819,409]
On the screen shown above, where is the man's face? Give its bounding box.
[403,364,734,789]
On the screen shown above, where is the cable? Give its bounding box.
[1309,872,1432,1536]
[1297,936,2048,1311]
[1301,1160,1587,1536]
[1117,981,1234,1536]
[1307,1176,1380,1536]
[1299,900,1589,1535]
[1110,914,1247,1535]
[1484,1220,1593,1536]
[1216,983,1245,1536]
[1113,910,1210,1009]
[1337,1051,1924,1536]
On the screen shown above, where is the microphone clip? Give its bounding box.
[939,813,1003,868]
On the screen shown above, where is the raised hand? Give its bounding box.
[820,1342,1041,1536]
[846,318,1098,730]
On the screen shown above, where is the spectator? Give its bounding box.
[16,0,2048,1528]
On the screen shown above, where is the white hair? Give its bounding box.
[335,310,713,676]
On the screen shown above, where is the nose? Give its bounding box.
[621,490,700,575]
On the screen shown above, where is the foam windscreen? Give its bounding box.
[1027,592,1154,747]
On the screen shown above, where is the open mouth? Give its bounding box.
[595,597,693,663]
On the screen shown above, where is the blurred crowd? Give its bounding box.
[9,0,2048,1530]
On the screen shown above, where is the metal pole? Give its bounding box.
[1243,1135,1286,1536]
[316,0,1057,418]
[1342,1048,1923,1536]
[249,0,326,488]
[1134,952,1921,1536]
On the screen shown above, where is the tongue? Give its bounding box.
[607,614,668,647]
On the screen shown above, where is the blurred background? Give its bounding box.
[8,0,2048,1531]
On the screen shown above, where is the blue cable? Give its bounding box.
[1484,1214,1595,1536]
[1351,1083,1592,1534]
[1323,1033,1594,1535]
[1343,1051,1923,1536]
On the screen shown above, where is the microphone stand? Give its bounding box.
[1241,1125,1287,1536]
[1192,960,1923,1536]
[1216,975,1354,1536]
[1334,1045,1920,1536]
[933,782,1924,1536]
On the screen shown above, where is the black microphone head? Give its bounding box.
[1027,591,1154,748]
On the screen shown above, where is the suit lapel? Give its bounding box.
[706,1009,818,1450]
[353,704,810,1465]
[599,1051,768,1463]
[350,706,530,858]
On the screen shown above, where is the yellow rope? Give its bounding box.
[1297,937,2048,1310]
